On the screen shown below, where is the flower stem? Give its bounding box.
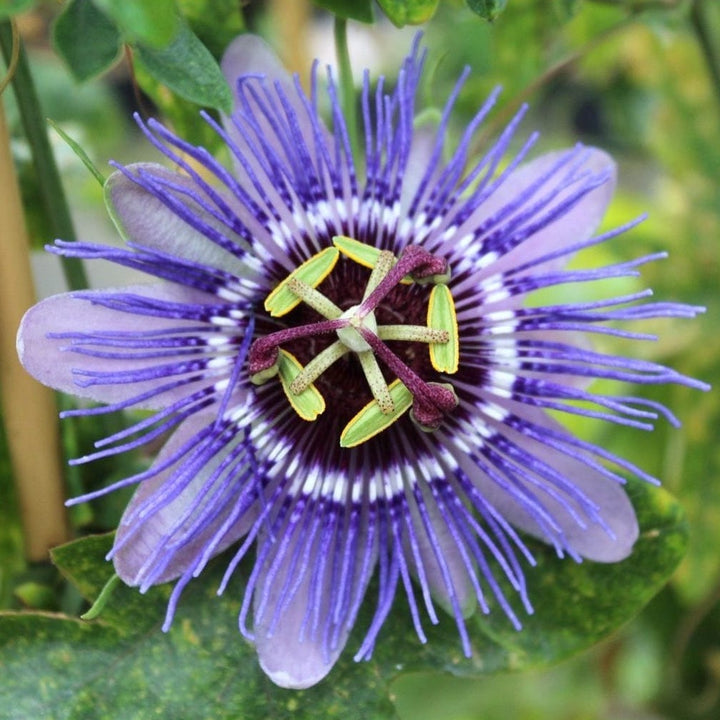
[269,0,310,80]
[334,16,359,159]
[0,97,70,560]
[690,0,720,109]
[0,19,89,291]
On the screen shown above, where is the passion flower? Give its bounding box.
[16,34,706,688]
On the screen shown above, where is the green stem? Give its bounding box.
[691,0,720,109]
[81,573,121,620]
[0,20,89,291]
[334,17,359,160]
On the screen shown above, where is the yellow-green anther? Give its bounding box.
[286,277,343,319]
[332,235,412,285]
[264,246,339,317]
[278,349,326,421]
[378,325,449,343]
[250,363,280,385]
[290,341,349,394]
[333,235,384,269]
[340,379,413,447]
[413,267,452,286]
[427,283,459,374]
[357,350,394,414]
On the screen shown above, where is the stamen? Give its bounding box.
[357,351,394,414]
[359,245,449,316]
[290,341,349,394]
[251,236,460,439]
[333,235,413,286]
[250,364,280,386]
[287,277,342,319]
[378,325,449,343]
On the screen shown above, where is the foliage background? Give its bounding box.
[0,0,718,718]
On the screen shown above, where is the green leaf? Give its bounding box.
[47,119,106,186]
[370,479,688,677]
[466,0,508,21]
[0,480,686,718]
[130,61,226,153]
[176,0,245,58]
[313,0,374,23]
[134,21,232,114]
[13,582,56,610]
[0,534,397,720]
[52,0,121,82]
[376,0,440,26]
[92,0,179,48]
[0,0,34,19]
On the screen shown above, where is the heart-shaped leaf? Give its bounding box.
[376,0,440,26]
[134,21,232,114]
[466,0,508,21]
[0,479,686,719]
[92,0,179,48]
[52,0,122,82]
[0,0,35,20]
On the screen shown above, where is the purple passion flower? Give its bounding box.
[17,35,706,688]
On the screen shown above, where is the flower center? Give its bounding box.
[248,236,460,447]
[336,305,377,353]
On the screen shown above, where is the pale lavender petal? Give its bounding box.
[400,124,439,212]
[221,34,297,109]
[251,487,373,689]
[220,34,331,195]
[221,33,334,159]
[482,149,616,275]
[112,411,258,588]
[405,480,477,618]
[506,409,639,562]
[444,406,639,563]
[434,148,616,282]
[105,163,250,277]
[17,284,239,407]
[253,545,343,689]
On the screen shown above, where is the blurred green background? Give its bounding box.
[1,1,719,718]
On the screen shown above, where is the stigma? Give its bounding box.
[248,237,460,446]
